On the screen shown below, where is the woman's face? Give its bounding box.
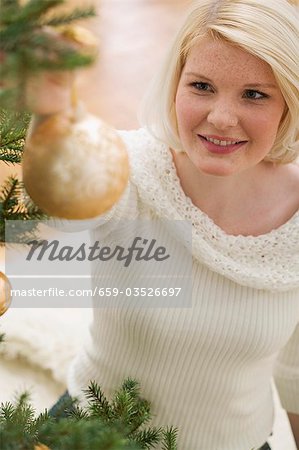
[175,36,286,176]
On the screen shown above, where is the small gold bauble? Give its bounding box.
[23,106,129,220]
[58,25,98,50]
[34,444,51,450]
[0,271,12,316]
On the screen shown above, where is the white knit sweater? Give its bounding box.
[66,128,299,450]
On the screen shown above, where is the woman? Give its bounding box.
[28,0,299,448]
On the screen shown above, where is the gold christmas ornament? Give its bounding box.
[0,271,12,316]
[23,106,129,219]
[34,444,51,450]
[58,25,98,50]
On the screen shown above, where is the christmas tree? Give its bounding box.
[0,0,97,242]
[0,366,178,449]
[0,2,178,447]
[0,109,45,243]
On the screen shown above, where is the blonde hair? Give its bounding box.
[140,0,299,163]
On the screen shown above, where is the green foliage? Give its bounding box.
[0,109,47,242]
[38,419,139,450]
[82,379,165,446]
[0,379,178,450]
[0,110,31,164]
[161,427,178,450]
[0,0,97,238]
[0,391,43,447]
[0,176,46,243]
[0,0,96,111]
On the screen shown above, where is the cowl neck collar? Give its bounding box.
[120,128,299,292]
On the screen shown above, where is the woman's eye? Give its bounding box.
[244,90,268,100]
[190,82,213,92]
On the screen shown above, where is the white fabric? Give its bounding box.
[64,128,299,450]
[0,307,92,384]
[0,237,92,386]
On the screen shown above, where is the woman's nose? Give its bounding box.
[207,101,239,129]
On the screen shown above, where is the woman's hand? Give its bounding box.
[24,26,98,116]
[12,25,97,116]
[25,69,76,116]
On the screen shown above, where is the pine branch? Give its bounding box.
[0,402,15,423]
[0,0,96,52]
[0,0,96,111]
[1,391,36,443]
[0,106,46,244]
[21,42,95,72]
[121,379,142,400]
[132,428,163,449]
[1,0,19,7]
[0,148,22,164]
[0,176,47,243]
[42,6,96,28]
[38,418,138,450]
[0,379,178,450]
[0,0,21,27]
[83,380,114,421]
[69,405,89,421]
[13,0,63,24]
[161,427,179,450]
[0,396,42,450]
[29,410,51,439]
[0,109,31,164]
[0,176,20,214]
[14,391,32,408]
[0,176,45,219]
[112,389,139,424]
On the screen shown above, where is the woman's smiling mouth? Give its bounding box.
[198,134,248,154]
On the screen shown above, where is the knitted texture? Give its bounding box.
[123,128,299,292]
[66,128,299,450]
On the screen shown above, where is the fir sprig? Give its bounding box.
[0,378,178,450]
[0,0,95,34]
[162,427,179,450]
[0,391,36,445]
[41,6,96,28]
[84,379,153,435]
[84,380,114,421]
[0,0,97,111]
[0,176,46,243]
[0,107,46,242]
[0,109,31,164]
[133,428,163,449]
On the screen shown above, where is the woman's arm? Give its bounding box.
[288,412,299,449]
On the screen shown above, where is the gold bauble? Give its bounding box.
[0,271,12,316]
[34,444,51,450]
[58,25,98,50]
[22,106,129,219]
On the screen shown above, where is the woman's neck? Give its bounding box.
[171,149,299,236]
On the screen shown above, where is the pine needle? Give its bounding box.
[42,6,96,28]
[132,427,163,449]
[0,109,31,164]
[0,0,97,111]
[0,176,46,243]
[161,426,179,450]
[83,380,113,421]
[0,378,178,450]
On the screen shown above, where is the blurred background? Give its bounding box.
[0,1,296,448]
[0,0,191,186]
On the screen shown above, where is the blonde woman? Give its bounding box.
[27,0,299,448]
